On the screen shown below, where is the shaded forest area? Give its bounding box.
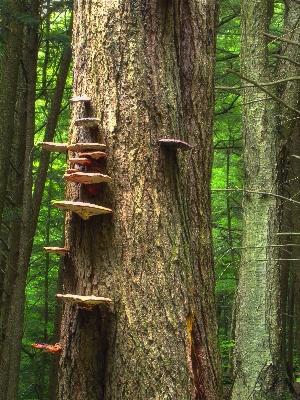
[1,0,300,399]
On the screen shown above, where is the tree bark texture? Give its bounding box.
[0,0,25,232]
[232,0,300,399]
[58,1,221,399]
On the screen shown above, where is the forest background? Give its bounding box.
[1,0,300,399]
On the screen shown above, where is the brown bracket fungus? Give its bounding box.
[63,172,112,184]
[52,200,112,220]
[69,95,91,103]
[158,138,192,151]
[74,118,101,127]
[56,294,112,310]
[66,168,79,175]
[78,151,106,160]
[38,142,68,153]
[43,247,69,256]
[31,343,62,353]
[67,143,106,152]
[69,157,94,167]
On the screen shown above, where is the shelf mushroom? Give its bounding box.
[69,95,91,103]
[67,143,106,152]
[52,200,112,220]
[63,172,112,184]
[56,294,112,310]
[43,247,69,256]
[74,118,101,127]
[158,138,192,151]
[38,142,68,153]
[78,151,106,160]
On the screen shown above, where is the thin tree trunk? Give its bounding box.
[0,0,25,228]
[58,1,222,399]
[0,85,27,354]
[48,255,65,400]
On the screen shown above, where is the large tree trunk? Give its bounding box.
[57,0,222,399]
[232,0,300,398]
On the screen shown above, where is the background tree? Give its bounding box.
[56,0,222,399]
[0,1,72,398]
[231,0,300,398]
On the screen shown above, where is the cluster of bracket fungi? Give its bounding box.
[31,94,192,354]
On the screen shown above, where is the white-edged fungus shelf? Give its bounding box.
[43,247,69,256]
[69,95,91,103]
[38,142,68,153]
[63,172,112,184]
[74,118,101,127]
[67,143,106,152]
[56,294,112,310]
[52,200,112,220]
[158,138,192,151]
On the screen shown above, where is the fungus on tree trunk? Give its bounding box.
[52,200,112,220]
[78,151,106,160]
[69,95,91,103]
[43,247,69,256]
[56,294,112,310]
[63,172,112,184]
[67,143,106,152]
[69,157,95,167]
[158,138,192,151]
[38,142,68,153]
[74,118,101,127]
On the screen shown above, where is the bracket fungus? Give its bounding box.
[69,157,94,167]
[67,143,106,152]
[78,151,106,160]
[43,247,69,256]
[63,172,112,184]
[158,139,192,151]
[31,343,62,353]
[56,294,112,310]
[52,200,112,220]
[38,142,68,153]
[69,95,91,103]
[74,117,101,127]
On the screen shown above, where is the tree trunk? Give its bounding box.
[57,1,222,399]
[0,9,72,398]
[0,0,25,229]
[232,0,300,398]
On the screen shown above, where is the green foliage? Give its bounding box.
[15,13,39,26]
[213,0,242,344]
[213,0,242,380]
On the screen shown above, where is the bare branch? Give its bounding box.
[264,32,300,47]
[227,68,300,115]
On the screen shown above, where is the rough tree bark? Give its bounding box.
[57,1,222,399]
[0,0,25,229]
[232,0,300,398]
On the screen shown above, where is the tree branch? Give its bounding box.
[211,188,300,205]
[264,32,300,47]
[227,68,300,115]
